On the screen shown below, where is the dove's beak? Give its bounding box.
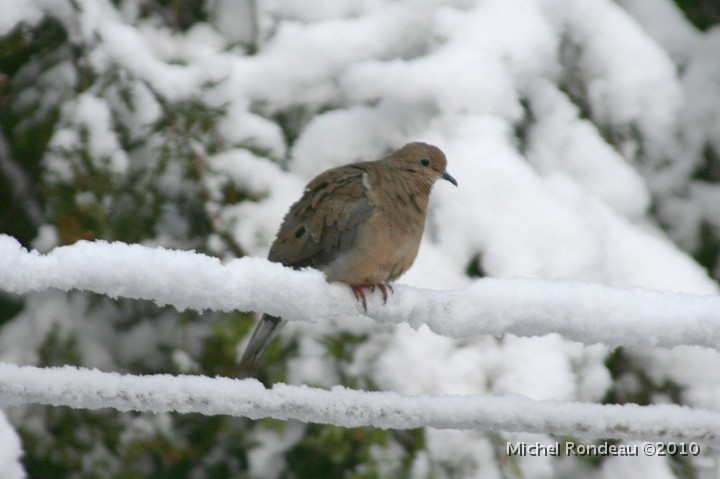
[441,170,458,186]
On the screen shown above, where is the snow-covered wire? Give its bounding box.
[0,362,718,443]
[1,234,720,350]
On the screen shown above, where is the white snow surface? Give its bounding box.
[0,409,24,479]
[1,1,42,35]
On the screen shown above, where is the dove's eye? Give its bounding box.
[420,158,430,167]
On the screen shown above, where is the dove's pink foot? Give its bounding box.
[350,283,393,310]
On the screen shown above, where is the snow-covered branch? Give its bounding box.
[0,362,718,443]
[2,234,720,350]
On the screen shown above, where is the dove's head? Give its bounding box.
[388,142,457,188]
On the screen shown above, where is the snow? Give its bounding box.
[96,21,223,101]
[0,0,42,36]
[1,362,720,445]
[525,81,651,219]
[2,234,720,351]
[563,0,682,152]
[291,105,420,179]
[601,450,676,479]
[205,149,304,257]
[617,0,702,63]
[0,409,24,479]
[0,411,27,479]
[44,92,130,187]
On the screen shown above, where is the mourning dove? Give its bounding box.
[235,142,456,376]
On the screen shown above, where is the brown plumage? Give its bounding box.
[235,142,456,376]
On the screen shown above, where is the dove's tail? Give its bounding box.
[234,314,285,378]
